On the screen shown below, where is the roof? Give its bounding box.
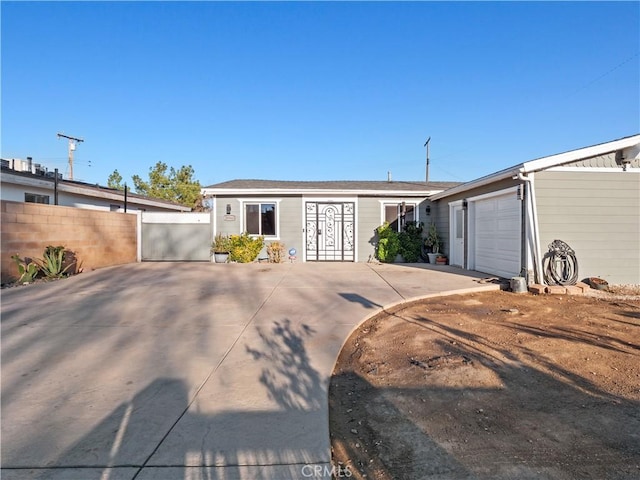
[203,179,462,196]
[431,133,640,200]
[1,166,191,211]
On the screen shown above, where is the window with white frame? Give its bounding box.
[245,203,277,237]
[383,202,416,231]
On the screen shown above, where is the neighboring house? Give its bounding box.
[201,180,460,262]
[1,160,191,212]
[430,134,640,285]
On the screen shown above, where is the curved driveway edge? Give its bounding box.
[1,262,499,479]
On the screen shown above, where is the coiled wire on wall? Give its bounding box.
[543,239,579,286]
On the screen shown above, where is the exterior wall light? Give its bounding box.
[226,204,231,215]
[425,205,431,215]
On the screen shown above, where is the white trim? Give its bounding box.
[521,134,640,173]
[466,186,519,203]
[431,134,640,200]
[378,198,422,230]
[448,201,465,268]
[545,166,640,173]
[237,198,282,239]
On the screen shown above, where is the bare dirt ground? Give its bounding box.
[329,290,640,480]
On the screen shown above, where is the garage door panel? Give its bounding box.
[474,193,521,278]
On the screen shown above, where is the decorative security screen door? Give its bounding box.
[305,202,355,261]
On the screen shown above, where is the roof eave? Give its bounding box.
[431,134,640,200]
[201,187,445,197]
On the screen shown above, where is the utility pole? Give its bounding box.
[57,133,84,180]
[424,137,431,183]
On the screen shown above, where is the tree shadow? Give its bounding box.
[2,318,334,479]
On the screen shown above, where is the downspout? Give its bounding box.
[517,172,543,284]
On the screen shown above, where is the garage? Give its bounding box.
[471,189,521,279]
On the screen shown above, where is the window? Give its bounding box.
[383,202,416,231]
[245,203,277,237]
[25,193,50,204]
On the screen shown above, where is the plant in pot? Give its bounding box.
[424,223,441,264]
[211,233,232,263]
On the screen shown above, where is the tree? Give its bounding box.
[130,162,201,208]
[107,169,124,190]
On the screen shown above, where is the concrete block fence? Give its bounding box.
[1,200,137,283]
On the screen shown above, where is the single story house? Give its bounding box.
[1,159,191,212]
[203,134,639,286]
[430,134,640,285]
[201,180,460,262]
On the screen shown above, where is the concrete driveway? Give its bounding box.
[1,262,499,479]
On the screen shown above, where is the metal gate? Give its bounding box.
[141,212,212,261]
[305,202,355,261]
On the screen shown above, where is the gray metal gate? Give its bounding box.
[141,212,212,261]
[305,202,355,261]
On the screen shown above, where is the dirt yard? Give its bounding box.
[329,290,640,480]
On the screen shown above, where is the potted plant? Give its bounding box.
[424,223,441,264]
[211,233,232,263]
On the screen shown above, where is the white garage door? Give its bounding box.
[473,191,521,278]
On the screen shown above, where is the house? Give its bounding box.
[201,180,460,262]
[430,134,640,285]
[1,159,191,212]
[202,134,639,285]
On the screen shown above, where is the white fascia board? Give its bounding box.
[520,134,640,173]
[431,134,640,201]
[2,172,189,211]
[202,187,443,197]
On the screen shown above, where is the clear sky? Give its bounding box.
[2,1,639,187]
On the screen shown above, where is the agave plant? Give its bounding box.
[36,245,74,279]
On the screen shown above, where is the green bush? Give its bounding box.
[229,233,264,263]
[398,221,424,263]
[11,254,39,283]
[375,223,400,263]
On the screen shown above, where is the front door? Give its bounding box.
[450,203,465,267]
[305,202,355,261]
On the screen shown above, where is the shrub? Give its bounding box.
[424,222,441,254]
[211,233,232,253]
[267,241,286,263]
[229,233,264,263]
[375,223,400,263]
[398,221,424,263]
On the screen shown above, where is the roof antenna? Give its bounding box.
[424,136,431,183]
[387,171,392,182]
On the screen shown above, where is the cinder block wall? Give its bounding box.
[1,200,137,283]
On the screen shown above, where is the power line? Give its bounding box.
[565,52,639,99]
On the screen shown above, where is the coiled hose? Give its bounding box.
[543,239,579,286]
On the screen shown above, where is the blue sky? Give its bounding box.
[2,1,639,187]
